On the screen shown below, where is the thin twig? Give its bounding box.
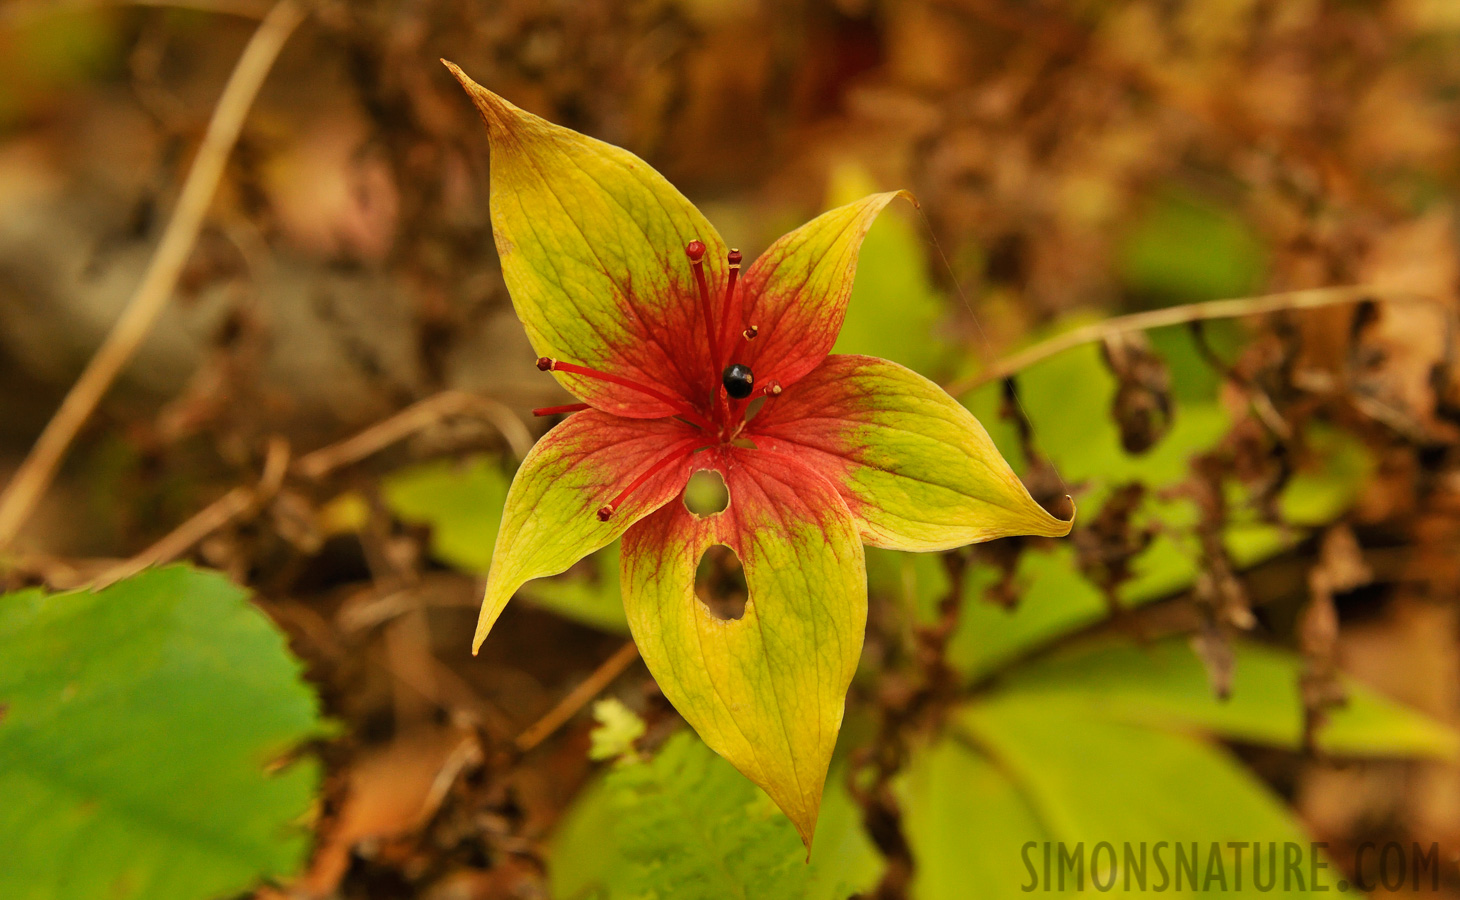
[0,0,305,552]
[92,437,290,588]
[943,285,1423,396]
[513,641,641,754]
[292,390,534,479]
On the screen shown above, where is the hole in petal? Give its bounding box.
[695,544,746,621]
[683,470,729,517]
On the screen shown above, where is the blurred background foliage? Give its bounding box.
[2,0,1460,898]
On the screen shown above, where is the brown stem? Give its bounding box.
[943,286,1429,397]
[512,641,641,754]
[292,390,533,479]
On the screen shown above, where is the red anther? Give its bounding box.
[761,380,782,397]
[597,505,614,522]
[536,356,555,371]
[727,249,742,266]
[686,240,706,261]
[533,403,590,417]
[742,325,759,340]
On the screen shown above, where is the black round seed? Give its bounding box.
[722,363,754,399]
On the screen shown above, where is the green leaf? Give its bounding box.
[953,702,1329,896]
[945,333,1373,677]
[826,164,948,378]
[962,335,1233,511]
[550,731,881,900]
[1118,187,1268,305]
[899,635,1453,898]
[383,454,510,573]
[864,546,951,626]
[589,698,646,763]
[999,638,1458,758]
[897,731,1055,900]
[0,566,323,900]
[947,545,1108,680]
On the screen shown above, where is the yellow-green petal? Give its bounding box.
[446,61,727,417]
[750,354,1072,550]
[474,411,702,652]
[740,191,915,391]
[620,448,866,847]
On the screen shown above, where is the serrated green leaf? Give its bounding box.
[589,698,647,763]
[550,731,880,900]
[0,566,323,900]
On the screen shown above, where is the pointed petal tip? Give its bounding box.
[441,60,517,133]
[892,188,920,210]
[1051,494,1077,536]
[775,789,822,856]
[795,820,816,858]
[1029,493,1076,539]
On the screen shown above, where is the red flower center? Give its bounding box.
[530,240,786,521]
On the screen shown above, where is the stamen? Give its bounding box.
[537,357,711,428]
[533,403,590,417]
[732,323,759,358]
[686,241,720,373]
[597,440,707,521]
[759,380,782,397]
[538,357,676,406]
[715,249,743,360]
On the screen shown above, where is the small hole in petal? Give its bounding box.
[683,470,729,517]
[695,544,747,620]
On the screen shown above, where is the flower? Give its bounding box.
[445,61,1072,847]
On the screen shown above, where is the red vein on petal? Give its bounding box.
[597,440,707,521]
